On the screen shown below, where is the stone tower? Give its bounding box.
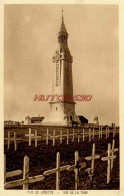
[42,11,79,126]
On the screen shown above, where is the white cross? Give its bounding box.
[25,128,41,147]
[89,128,92,142]
[101,143,116,184]
[4,131,10,149]
[92,128,95,140]
[85,143,100,180]
[49,130,59,146]
[98,126,102,139]
[4,155,45,189]
[67,151,86,190]
[60,129,72,144]
[83,128,85,141]
[43,152,70,190]
[46,129,49,145]
[13,132,22,150]
[110,139,118,170]
[72,129,75,142]
[43,129,52,145]
[77,130,81,143]
[76,129,85,142]
[4,154,22,184]
[34,130,42,147]
[25,128,35,146]
[4,131,22,150]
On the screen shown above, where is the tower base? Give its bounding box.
[42,101,80,126]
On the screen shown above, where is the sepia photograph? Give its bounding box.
[2,2,121,193]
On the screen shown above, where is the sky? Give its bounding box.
[4,4,119,126]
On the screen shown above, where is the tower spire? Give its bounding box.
[59,9,68,35]
[62,9,64,21]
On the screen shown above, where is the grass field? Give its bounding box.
[4,127,119,190]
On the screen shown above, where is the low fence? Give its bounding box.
[4,139,118,190]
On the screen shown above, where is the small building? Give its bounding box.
[31,117,44,124]
[24,116,31,125]
[78,116,88,123]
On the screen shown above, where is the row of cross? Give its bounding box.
[4,139,118,190]
[4,127,117,151]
